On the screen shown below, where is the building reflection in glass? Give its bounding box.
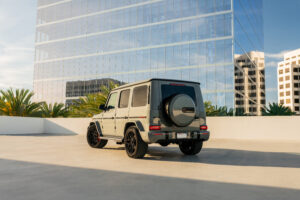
[234,52,265,115]
[33,0,264,115]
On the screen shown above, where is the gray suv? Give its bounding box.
[87,79,209,158]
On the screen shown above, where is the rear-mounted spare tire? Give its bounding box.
[165,94,196,127]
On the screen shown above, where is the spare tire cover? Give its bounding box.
[165,94,196,127]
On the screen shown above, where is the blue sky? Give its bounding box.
[264,0,300,103]
[0,0,36,89]
[0,0,299,103]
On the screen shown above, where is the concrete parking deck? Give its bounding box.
[0,134,299,200]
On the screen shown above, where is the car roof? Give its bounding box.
[112,78,200,91]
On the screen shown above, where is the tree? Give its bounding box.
[204,101,216,116]
[0,88,42,117]
[204,101,234,116]
[40,102,69,118]
[262,103,296,116]
[69,81,118,117]
[215,106,234,116]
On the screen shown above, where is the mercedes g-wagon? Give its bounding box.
[87,79,209,158]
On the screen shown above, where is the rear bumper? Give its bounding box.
[148,130,210,143]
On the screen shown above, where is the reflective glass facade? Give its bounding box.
[233,0,265,115]
[34,0,263,112]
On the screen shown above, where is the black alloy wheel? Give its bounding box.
[87,124,108,148]
[124,126,148,158]
[125,131,136,154]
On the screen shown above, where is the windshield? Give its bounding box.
[161,84,196,104]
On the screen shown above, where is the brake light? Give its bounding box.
[200,125,208,130]
[149,125,161,130]
[169,83,185,86]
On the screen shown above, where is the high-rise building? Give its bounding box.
[277,49,300,114]
[34,0,264,113]
[234,51,265,115]
[65,78,123,106]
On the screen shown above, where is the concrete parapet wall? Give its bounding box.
[44,118,91,135]
[207,116,300,141]
[0,116,44,135]
[0,116,90,135]
[0,116,300,141]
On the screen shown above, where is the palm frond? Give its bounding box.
[262,103,296,116]
[69,81,118,117]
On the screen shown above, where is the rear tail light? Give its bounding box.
[149,125,161,131]
[200,125,208,130]
[169,83,185,86]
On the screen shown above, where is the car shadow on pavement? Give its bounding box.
[103,147,125,150]
[145,147,300,168]
[1,133,78,136]
[1,158,300,200]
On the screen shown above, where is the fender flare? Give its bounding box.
[89,121,103,136]
[124,120,145,135]
[135,120,145,132]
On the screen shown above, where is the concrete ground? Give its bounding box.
[0,134,299,200]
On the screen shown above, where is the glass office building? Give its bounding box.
[34,0,264,113]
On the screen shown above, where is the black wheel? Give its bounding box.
[159,141,170,147]
[179,140,203,155]
[87,124,108,148]
[124,126,148,158]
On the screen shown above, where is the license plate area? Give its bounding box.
[177,133,187,139]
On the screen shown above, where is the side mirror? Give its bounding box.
[99,104,106,110]
[107,105,115,110]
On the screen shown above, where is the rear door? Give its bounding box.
[128,85,149,130]
[115,89,130,136]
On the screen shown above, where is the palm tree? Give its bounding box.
[0,88,42,117]
[204,101,234,116]
[262,103,296,116]
[40,102,69,118]
[69,81,118,117]
[215,106,234,116]
[0,96,4,116]
[204,101,216,116]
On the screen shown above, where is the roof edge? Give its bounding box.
[112,78,200,91]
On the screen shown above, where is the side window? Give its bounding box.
[132,85,148,107]
[106,92,117,109]
[119,89,130,108]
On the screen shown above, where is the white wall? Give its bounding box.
[44,118,91,135]
[0,116,90,135]
[0,116,44,135]
[0,116,300,141]
[207,116,300,141]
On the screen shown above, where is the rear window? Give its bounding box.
[132,85,148,107]
[161,84,196,103]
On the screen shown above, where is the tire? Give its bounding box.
[179,140,203,155]
[87,124,108,148]
[124,126,148,158]
[159,141,170,147]
[164,94,196,127]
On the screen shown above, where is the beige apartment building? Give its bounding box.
[234,51,266,115]
[277,49,300,114]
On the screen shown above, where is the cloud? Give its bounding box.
[0,43,34,90]
[0,1,36,90]
[0,67,33,89]
[265,61,278,68]
[265,50,292,59]
[266,88,277,92]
